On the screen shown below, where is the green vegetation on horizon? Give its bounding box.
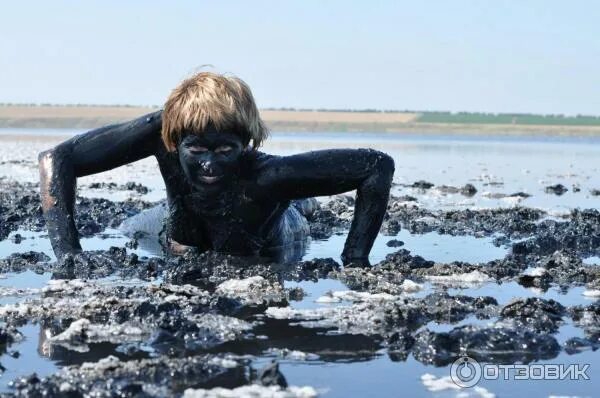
[417,112,600,126]
[261,108,600,125]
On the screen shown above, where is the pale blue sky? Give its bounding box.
[1,1,598,114]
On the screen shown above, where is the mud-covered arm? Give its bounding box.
[39,111,163,258]
[255,149,394,265]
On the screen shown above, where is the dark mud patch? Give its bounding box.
[84,181,150,195]
[0,181,153,241]
[412,325,561,366]
[0,252,50,274]
[545,184,569,195]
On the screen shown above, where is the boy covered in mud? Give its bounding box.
[39,72,394,266]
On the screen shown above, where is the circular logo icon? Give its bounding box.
[450,356,482,388]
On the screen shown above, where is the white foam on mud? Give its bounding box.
[315,294,341,304]
[401,279,423,292]
[415,215,439,225]
[266,348,319,361]
[0,302,34,318]
[266,306,326,320]
[582,289,600,298]
[207,357,239,369]
[314,280,422,304]
[546,208,572,218]
[51,319,145,341]
[43,279,88,293]
[524,267,547,277]
[49,319,146,352]
[183,385,319,398]
[501,196,526,206]
[425,270,492,284]
[394,200,422,208]
[80,355,121,371]
[266,301,413,336]
[217,276,266,293]
[421,374,495,398]
[216,276,285,306]
[315,290,395,304]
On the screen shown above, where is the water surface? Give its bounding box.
[0,128,598,397]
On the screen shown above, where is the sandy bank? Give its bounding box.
[4,106,600,136]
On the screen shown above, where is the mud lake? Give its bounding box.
[0,129,599,397]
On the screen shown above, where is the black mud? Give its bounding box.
[0,180,153,241]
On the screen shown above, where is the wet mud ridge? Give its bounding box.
[0,181,600,396]
[0,181,153,241]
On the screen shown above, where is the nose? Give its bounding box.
[199,160,213,173]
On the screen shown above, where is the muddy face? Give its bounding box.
[177,126,244,190]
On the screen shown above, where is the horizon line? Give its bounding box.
[0,103,599,118]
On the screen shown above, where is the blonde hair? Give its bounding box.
[162,71,268,152]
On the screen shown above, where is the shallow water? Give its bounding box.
[0,129,599,397]
[266,132,600,212]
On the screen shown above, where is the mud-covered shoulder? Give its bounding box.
[238,150,279,178]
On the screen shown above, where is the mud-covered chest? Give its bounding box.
[178,189,277,253]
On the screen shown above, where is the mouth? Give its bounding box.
[198,175,224,184]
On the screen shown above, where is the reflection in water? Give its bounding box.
[221,318,383,364]
[38,323,149,366]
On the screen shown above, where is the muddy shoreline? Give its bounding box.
[0,178,599,396]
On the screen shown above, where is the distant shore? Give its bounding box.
[2,105,600,136]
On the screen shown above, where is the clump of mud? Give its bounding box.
[412,325,561,365]
[0,181,45,241]
[499,297,566,333]
[307,195,353,239]
[85,181,150,194]
[545,184,568,195]
[0,251,50,274]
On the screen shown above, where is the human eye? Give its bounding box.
[215,145,233,153]
[188,145,208,153]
